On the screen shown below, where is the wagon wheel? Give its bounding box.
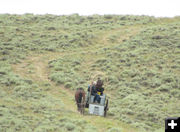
[104,99,109,117]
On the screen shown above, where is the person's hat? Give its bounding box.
[93,81,97,85]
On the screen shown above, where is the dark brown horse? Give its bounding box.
[75,88,85,114]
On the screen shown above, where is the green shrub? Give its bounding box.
[64,122,76,131]
[107,127,121,132]
[49,72,65,84]
[156,84,170,92]
[64,82,73,89]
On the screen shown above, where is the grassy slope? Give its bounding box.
[0,14,180,132]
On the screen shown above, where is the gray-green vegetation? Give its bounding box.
[0,13,180,132]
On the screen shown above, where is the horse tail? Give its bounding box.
[78,92,83,103]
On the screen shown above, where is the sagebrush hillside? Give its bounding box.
[0,14,180,132]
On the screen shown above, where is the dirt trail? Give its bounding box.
[13,53,77,113]
[100,25,142,46]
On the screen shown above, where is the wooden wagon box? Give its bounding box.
[88,104,105,116]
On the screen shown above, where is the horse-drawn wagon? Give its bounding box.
[75,73,109,117]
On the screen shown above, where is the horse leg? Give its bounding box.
[78,103,81,112]
[76,102,80,112]
[79,103,82,114]
[80,103,85,115]
[82,106,84,115]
